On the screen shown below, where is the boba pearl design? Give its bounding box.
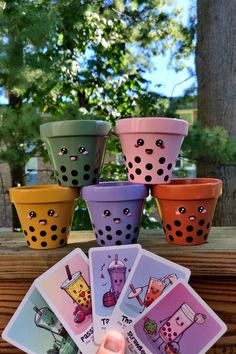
[22,207,72,249]
[120,133,182,184]
[48,136,107,187]
[162,204,212,245]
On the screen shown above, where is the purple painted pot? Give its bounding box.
[81,182,149,246]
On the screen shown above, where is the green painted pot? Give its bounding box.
[40,120,112,187]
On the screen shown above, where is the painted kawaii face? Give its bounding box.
[134,138,165,155]
[102,208,131,224]
[28,209,59,225]
[176,205,207,221]
[58,145,89,160]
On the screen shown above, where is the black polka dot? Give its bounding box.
[135,168,142,175]
[186,225,193,232]
[51,235,58,241]
[145,175,152,182]
[72,179,78,185]
[125,234,131,239]
[174,220,181,227]
[51,225,57,231]
[40,231,46,237]
[116,240,122,245]
[199,219,205,226]
[107,235,112,240]
[206,223,211,229]
[146,163,153,170]
[98,229,103,235]
[176,230,183,237]
[166,224,172,231]
[60,166,66,172]
[204,233,208,240]
[124,155,127,161]
[27,240,30,246]
[94,168,99,174]
[186,236,193,243]
[92,178,97,184]
[126,224,132,230]
[135,156,141,163]
[83,174,90,180]
[167,163,172,170]
[169,235,174,241]
[84,164,90,171]
[62,175,68,182]
[41,241,47,247]
[61,227,66,233]
[106,226,111,231]
[164,175,169,182]
[116,230,122,235]
[24,230,28,236]
[59,239,65,245]
[159,157,166,164]
[101,240,105,245]
[128,162,133,168]
[157,169,163,176]
[29,226,35,232]
[132,238,137,243]
[197,229,203,236]
[130,174,134,180]
[31,236,37,242]
[95,233,98,238]
[71,170,78,176]
[134,227,138,233]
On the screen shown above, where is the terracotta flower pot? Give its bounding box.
[151,178,222,246]
[81,182,149,246]
[9,185,79,249]
[116,117,189,184]
[40,120,111,187]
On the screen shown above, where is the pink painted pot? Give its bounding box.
[116,117,189,184]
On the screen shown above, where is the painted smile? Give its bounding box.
[70,155,77,161]
[145,149,153,155]
[113,218,121,224]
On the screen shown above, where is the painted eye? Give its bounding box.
[123,208,131,216]
[103,210,111,217]
[48,210,55,217]
[156,139,163,147]
[29,211,36,218]
[178,207,186,214]
[197,206,205,213]
[79,146,86,153]
[136,138,144,146]
[60,147,67,155]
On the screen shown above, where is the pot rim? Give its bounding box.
[9,184,79,203]
[151,178,222,200]
[40,120,112,138]
[81,181,149,201]
[115,117,189,135]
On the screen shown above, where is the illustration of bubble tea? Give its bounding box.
[108,254,126,300]
[143,277,166,308]
[33,306,66,337]
[159,303,206,344]
[60,265,92,316]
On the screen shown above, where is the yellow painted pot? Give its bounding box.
[9,185,79,249]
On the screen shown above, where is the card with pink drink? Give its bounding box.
[124,280,227,354]
[35,248,96,353]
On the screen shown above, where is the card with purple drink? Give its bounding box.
[89,244,141,344]
[124,280,227,354]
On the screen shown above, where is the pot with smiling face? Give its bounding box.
[81,182,149,246]
[40,120,111,187]
[116,117,189,185]
[9,184,79,249]
[151,178,222,246]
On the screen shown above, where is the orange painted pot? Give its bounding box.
[9,185,79,249]
[151,178,222,246]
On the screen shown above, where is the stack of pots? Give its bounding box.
[10,116,222,249]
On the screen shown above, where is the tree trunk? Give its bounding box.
[196,1,236,225]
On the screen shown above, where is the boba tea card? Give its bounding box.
[124,280,227,354]
[2,284,79,354]
[107,249,191,333]
[89,244,142,344]
[35,248,95,353]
